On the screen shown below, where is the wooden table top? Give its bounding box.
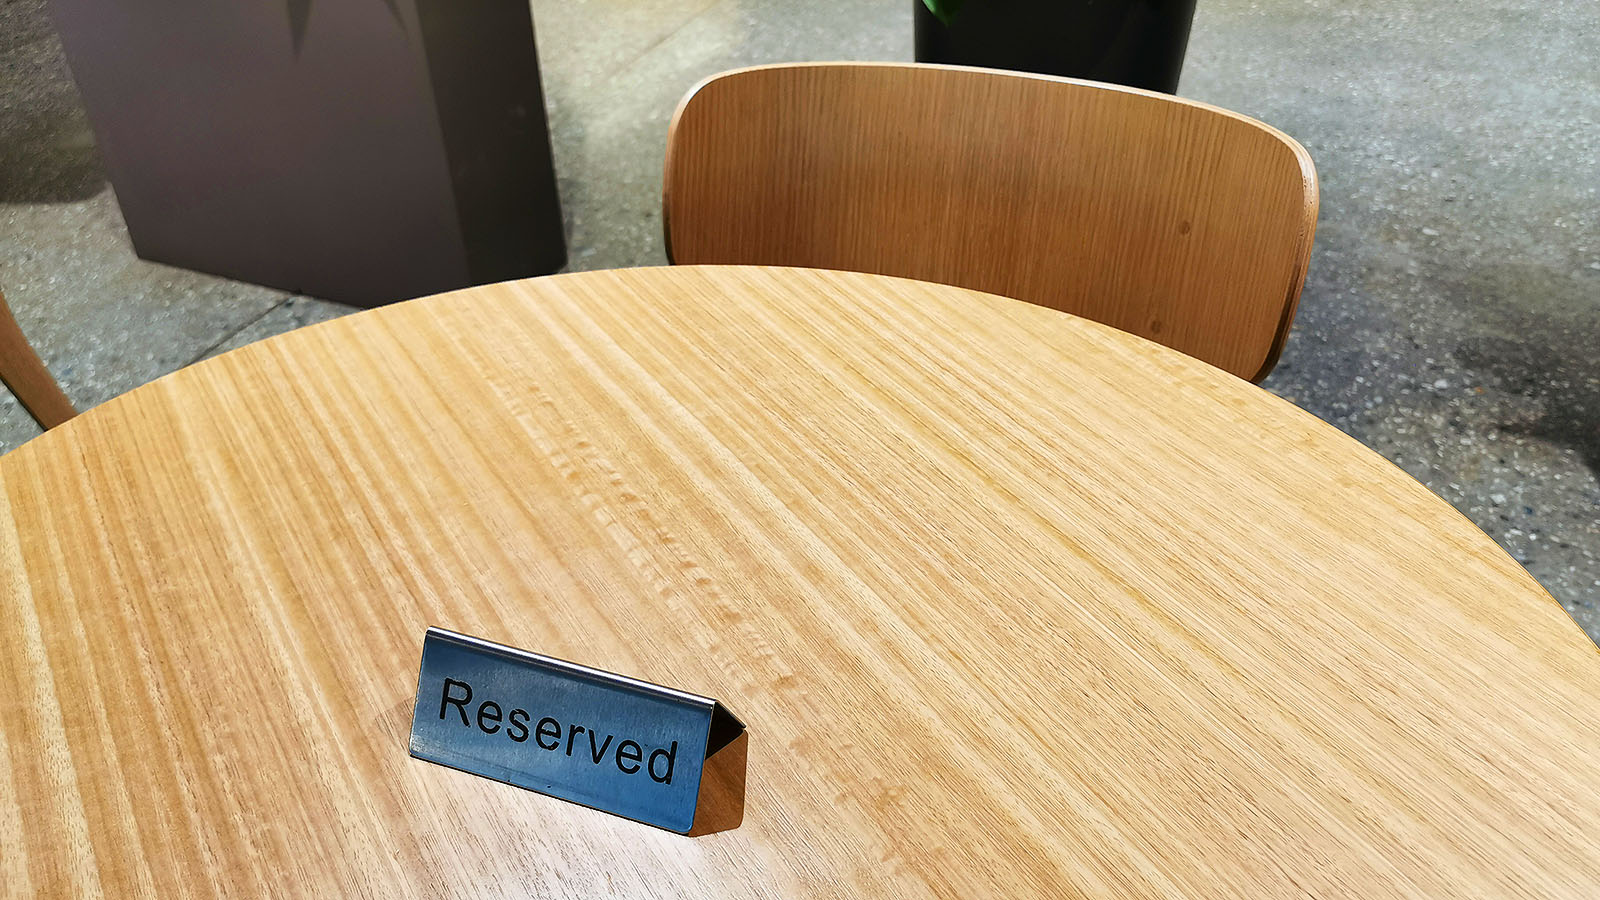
[2,265,1597,898]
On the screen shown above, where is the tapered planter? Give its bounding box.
[914,0,1198,93]
[48,0,566,306]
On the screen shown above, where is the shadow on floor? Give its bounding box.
[0,108,104,203]
[1451,262,1600,475]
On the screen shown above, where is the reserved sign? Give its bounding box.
[407,627,744,833]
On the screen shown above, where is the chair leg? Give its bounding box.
[0,289,77,430]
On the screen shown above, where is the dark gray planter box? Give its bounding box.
[48,0,566,306]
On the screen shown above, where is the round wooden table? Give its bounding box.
[2,266,1597,897]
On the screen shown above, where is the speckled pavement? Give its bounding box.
[2,0,1595,642]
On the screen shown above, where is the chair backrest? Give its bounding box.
[0,287,76,430]
[663,63,1318,381]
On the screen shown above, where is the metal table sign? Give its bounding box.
[408,627,745,833]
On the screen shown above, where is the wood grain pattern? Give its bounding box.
[2,266,1596,898]
[0,288,75,429]
[663,62,1319,382]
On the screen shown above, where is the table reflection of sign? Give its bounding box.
[408,627,745,833]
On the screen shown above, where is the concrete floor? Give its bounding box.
[2,0,1596,641]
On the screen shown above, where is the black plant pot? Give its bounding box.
[913,0,1198,94]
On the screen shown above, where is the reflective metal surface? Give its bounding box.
[408,627,743,833]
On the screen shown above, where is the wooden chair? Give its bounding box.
[0,287,76,430]
[663,63,1318,382]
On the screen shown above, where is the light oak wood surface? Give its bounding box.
[663,63,1319,382]
[2,266,1596,898]
[0,288,76,429]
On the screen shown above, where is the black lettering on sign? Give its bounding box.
[535,716,560,750]
[435,676,686,782]
[440,678,472,725]
[649,741,677,785]
[477,701,501,734]
[616,740,642,774]
[588,730,614,764]
[507,708,530,743]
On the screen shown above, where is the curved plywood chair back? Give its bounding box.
[664,63,1318,381]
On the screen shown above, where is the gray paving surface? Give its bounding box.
[1,0,1595,641]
